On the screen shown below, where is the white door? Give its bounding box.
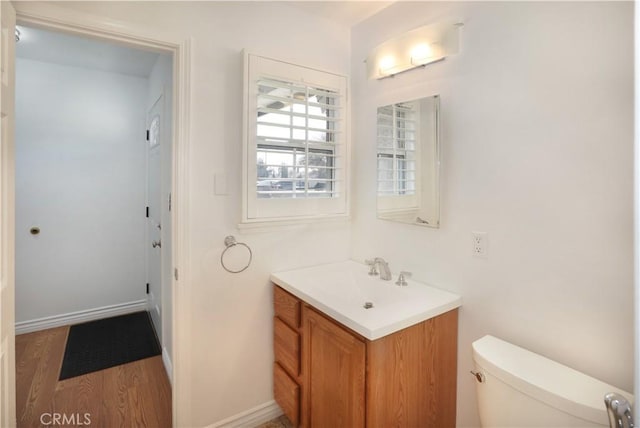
[0,2,16,426]
[147,95,163,343]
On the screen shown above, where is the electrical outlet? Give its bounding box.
[472,232,488,257]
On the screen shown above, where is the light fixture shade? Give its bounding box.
[366,21,462,80]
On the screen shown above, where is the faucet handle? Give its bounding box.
[365,259,379,276]
[395,271,412,286]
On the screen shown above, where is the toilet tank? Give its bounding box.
[472,335,633,427]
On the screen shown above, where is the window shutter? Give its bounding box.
[256,79,342,199]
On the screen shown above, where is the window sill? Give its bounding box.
[237,214,350,233]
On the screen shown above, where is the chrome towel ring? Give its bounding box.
[221,235,252,273]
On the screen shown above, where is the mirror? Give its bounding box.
[376,95,440,227]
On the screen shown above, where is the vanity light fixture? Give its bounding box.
[366,21,463,80]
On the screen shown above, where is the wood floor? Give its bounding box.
[16,326,172,428]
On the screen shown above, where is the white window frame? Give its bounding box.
[241,52,349,224]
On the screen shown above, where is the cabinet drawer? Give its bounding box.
[274,286,300,329]
[274,317,300,377]
[274,362,300,427]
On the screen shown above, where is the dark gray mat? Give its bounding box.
[59,311,161,380]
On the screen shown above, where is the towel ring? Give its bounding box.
[221,235,252,273]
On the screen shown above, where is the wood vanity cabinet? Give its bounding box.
[273,285,458,428]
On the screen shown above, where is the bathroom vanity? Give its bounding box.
[271,261,461,428]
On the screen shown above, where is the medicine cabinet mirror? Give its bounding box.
[376,95,440,227]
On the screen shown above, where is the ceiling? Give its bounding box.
[15,2,391,75]
[16,25,162,78]
[287,1,393,27]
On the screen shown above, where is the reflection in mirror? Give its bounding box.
[376,95,440,227]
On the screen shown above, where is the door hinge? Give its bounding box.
[146,206,149,218]
[168,193,172,212]
[146,283,149,294]
[174,268,179,281]
[146,129,150,141]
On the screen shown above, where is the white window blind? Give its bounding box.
[256,78,340,199]
[243,54,348,222]
[377,102,418,196]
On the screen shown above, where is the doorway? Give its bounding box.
[0,3,191,425]
[13,23,174,425]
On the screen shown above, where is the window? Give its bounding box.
[243,54,348,222]
[377,102,418,197]
[376,100,420,216]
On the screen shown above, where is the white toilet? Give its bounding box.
[472,335,633,427]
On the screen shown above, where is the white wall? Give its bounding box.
[18,2,352,425]
[351,2,633,427]
[15,58,148,323]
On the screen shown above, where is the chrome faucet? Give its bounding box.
[366,257,392,281]
[365,259,378,276]
[395,271,412,286]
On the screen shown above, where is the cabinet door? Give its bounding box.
[302,307,365,428]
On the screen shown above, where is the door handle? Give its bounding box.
[152,240,161,249]
[605,392,634,428]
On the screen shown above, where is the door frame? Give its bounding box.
[10,3,192,426]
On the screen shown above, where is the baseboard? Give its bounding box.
[208,401,283,428]
[162,346,173,386]
[15,299,147,335]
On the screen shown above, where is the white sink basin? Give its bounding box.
[270,260,462,340]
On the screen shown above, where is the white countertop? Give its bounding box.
[271,260,462,340]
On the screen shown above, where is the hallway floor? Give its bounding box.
[16,325,171,427]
